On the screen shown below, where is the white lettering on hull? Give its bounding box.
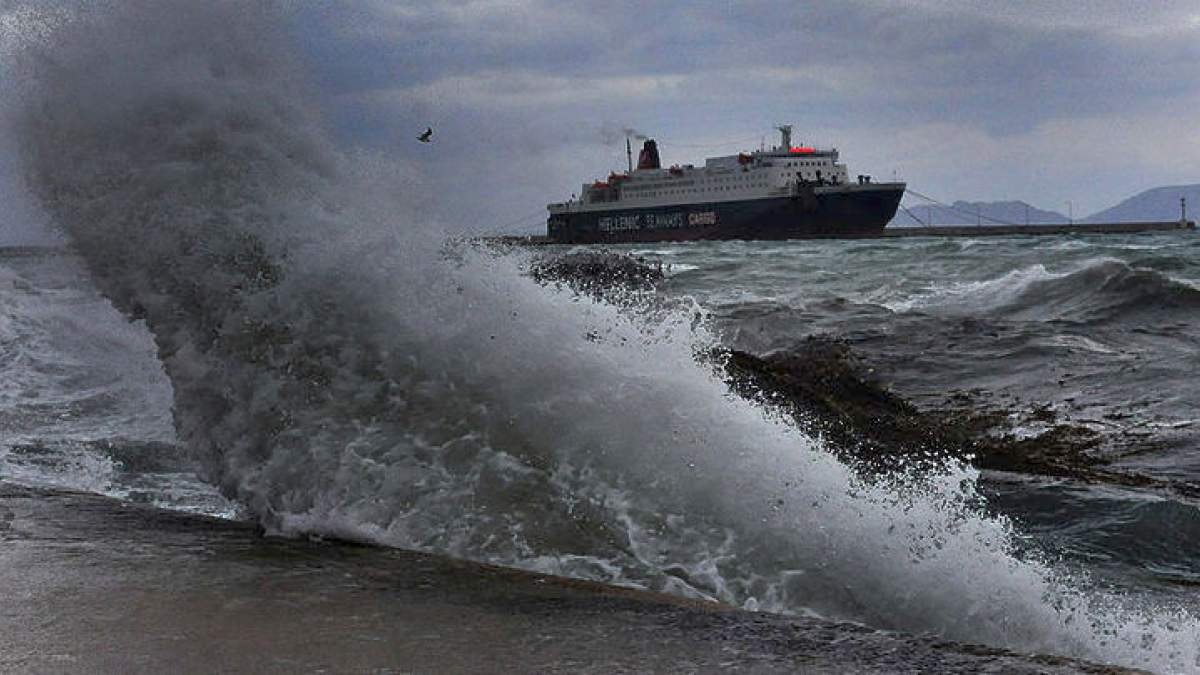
[599,211,717,232]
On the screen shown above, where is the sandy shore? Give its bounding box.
[0,482,1133,674]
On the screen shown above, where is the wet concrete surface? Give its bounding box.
[0,482,1137,674]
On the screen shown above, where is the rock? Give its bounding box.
[529,250,663,301]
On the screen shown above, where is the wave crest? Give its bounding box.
[1001,259,1200,323]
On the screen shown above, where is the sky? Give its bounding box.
[4,1,1200,240]
[301,0,1200,234]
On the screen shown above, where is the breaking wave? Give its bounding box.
[891,258,1200,325]
[999,259,1200,324]
[6,2,1199,670]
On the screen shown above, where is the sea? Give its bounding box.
[2,2,1199,673]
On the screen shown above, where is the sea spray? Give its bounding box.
[7,2,1199,669]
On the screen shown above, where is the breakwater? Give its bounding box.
[492,219,1195,242]
[493,220,1194,245]
[882,220,1195,238]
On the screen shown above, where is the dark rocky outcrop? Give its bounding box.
[528,250,1200,498]
[722,338,1200,498]
[528,250,664,300]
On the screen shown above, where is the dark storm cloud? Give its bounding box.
[311,1,1200,133]
[293,1,1200,230]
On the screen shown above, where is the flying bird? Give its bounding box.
[417,127,433,143]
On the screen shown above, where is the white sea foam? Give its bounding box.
[665,262,700,274]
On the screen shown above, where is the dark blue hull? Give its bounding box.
[548,184,904,243]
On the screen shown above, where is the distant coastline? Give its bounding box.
[890,183,1200,227]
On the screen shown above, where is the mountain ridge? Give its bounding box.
[891,183,1199,227]
[1082,184,1199,223]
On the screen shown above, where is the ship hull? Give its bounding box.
[548,184,905,244]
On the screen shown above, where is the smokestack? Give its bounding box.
[636,139,661,170]
[626,137,633,173]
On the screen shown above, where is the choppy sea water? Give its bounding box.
[4,235,1200,671]
[0,248,237,518]
[645,234,1200,595]
[1,2,1198,671]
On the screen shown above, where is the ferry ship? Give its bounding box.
[547,126,904,243]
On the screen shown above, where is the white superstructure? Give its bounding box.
[549,126,862,215]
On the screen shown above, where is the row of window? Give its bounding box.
[629,184,770,198]
[622,165,836,198]
[628,180,696,191]
[629,174,750,190]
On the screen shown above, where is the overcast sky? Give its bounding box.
[4,1,1200,242]
[297,0,1200,233]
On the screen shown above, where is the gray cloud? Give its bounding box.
[296,1,1200,231]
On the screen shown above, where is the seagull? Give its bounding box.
[417,127,433,143]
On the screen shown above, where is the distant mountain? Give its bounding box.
[890,200,1067,227]
[1082,184,1199,223]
